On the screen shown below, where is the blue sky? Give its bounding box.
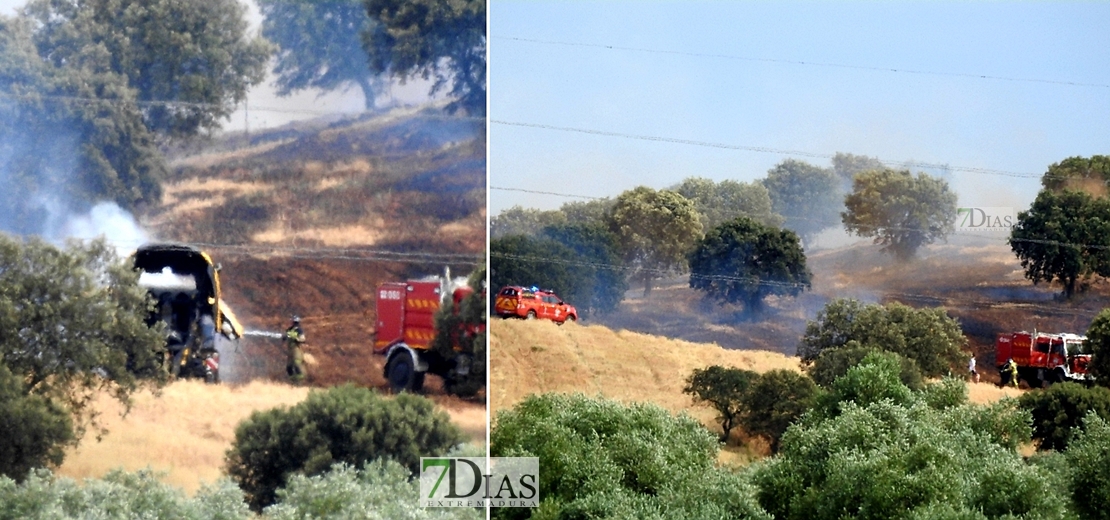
[489,1,1110,219]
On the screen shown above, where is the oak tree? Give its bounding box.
[684,365,759,442]
[842,169,957,260]
[798,298,967,378]
[606,186,702,297]
[0,235,165,442]
[259,0,386,110]
[672,176,782,230]
[1010,189,1110,299]
[687,217,811,313]
[25,0,271,139]
[364,0,485,115]
[762,159,841,244]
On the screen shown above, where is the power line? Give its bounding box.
[491,120,1045,180]
[496,36,1110,90]
[0,90,485,120]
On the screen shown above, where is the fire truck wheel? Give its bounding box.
[526,310,536,320]
[387,354,420,393]
[1053,368,1067,384]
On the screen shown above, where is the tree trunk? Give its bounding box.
[356,76,376,111]
[642,275,653,298]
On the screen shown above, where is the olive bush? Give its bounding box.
[491,393,770,520]
[226,385,464,511]
[0,469,249,520]
[1019,382,1110,451]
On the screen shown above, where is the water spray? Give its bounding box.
[243,330,284,339]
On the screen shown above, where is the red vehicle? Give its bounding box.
[996,331,1092,387]
[495,286,578,324]
[374,278,484,394]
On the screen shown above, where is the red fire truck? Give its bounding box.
[995,331,1092,387]
[373,278,483,395]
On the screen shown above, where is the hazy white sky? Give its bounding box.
[490,1,1110,217]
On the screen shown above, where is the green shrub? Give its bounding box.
[490,393,770,520]
[754,400,1069,520]
[739,369,820,452]
[262,461,481,520]
[1018,382,1110,451]
[798,299,967,378]
[1065,412,1110,520]
[0,365,73,481]
[920,376,969,410]
[811,351,915,420]
[807,342,925,390]
[225,385,464,511]
[0,469,249,520]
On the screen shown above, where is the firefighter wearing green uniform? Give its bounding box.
[285,315,306,383]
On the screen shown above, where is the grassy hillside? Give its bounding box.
[491,317,1024,459]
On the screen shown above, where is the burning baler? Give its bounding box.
[134,243,243,383]
[374,277,484,395]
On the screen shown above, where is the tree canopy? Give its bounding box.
[671,176,782,230]
[489,206,566,239]
[1039,155,1110,194]
[364,0,485,115]
[540,223,627,316]
[606,186,703,296]
[0,235,164,441]
[831,152,885,189]
[0,15,165,232]
[1010,188,1110,298]
[1018,382,1110,452]
[25,0,271,139]
[754,397,1063,519]
[687,217,811,313]
[842,169,957,260]
[798,298,967,378]
[260,0,385,110]
[762,159,841,244]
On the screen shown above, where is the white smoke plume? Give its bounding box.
[55,201,150,256]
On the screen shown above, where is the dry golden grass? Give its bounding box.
[490,318,801,421]
[57,380,485,495]
[251,222,386,245]
[158,178,273,219]
[167,139,290,170]
[967,381,1024,404]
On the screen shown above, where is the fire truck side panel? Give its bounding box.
[402,282,441,350]
[375,282,408,353]
[996,333,1013,366]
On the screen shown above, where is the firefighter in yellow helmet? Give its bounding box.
[285,315,306,384]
